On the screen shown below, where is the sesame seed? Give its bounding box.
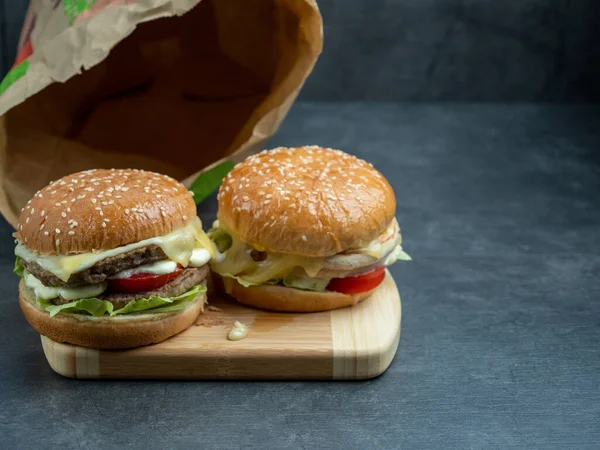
[44,231,49,236]
[161,211,166,217]
[99,211,104,216]
[183,215,188,220]
[55,229,61,234]
[55,203,61,207]
[30,208,34,214]
[125,209,130,214]
[55,239,60,246]
[101,222,106,228]
[68,231,75,235]
[26,217,29,223]
[40,224,44,231]
[61,212,67,218]
[91,198,97,204]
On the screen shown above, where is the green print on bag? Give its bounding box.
[64,0,97,24]
[0,61,30,96]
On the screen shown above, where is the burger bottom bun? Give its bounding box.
[19,280,205,349]
[219,275,376,313]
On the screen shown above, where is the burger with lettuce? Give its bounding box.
[209,146,410,312]
[14,169,215,349]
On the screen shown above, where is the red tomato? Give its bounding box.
[108,266,183,293]
[327,266,386,294]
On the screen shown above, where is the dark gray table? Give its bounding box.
[1,103,598,449]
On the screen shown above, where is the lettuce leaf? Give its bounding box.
[282,276,330,292]
[45,298,114,317]
[14,257,24,277]
[229,274,261,288]
[397,249,412,261]
[210,229,232,253]
[42,285,206,318]
[224,274,328,292]
[189,161,236,205]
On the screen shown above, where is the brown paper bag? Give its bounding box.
[0,0,322,228]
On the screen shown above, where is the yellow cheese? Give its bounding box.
[350,220,399,259]
[15,217,215,282]
[210,232,325,285]
[210,220,403,286]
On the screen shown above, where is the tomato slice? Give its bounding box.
[108,266,183,294]
[327,266,386,295]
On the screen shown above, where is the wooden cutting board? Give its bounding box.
[40,271,401,380]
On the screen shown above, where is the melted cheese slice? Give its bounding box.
[210,221,406,286]
[349,220,399,259]
[211,233,324,285]
[16,217,215,282]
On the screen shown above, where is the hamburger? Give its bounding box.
[209,146,410,312]
[14,169,215,349]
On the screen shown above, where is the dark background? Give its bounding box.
[1,0,600,101]
[1,1,600,449]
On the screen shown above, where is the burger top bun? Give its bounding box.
[15,169,196,255]
[217,146,396,257]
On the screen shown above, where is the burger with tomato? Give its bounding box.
[209,146,410,312]
[14,169,215,349]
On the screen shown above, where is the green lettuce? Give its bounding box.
[210,229,232,253]
[224,274,328,292]
[42,285,206,318]
[398,249,412,261]
[189,161,236,205]
[14,257,24,277]
[282,276,329,292]
[228,274,262,288]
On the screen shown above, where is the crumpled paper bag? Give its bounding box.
[0,0,322,228]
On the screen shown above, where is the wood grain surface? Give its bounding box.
[41,271,401,380]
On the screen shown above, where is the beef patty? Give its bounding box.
[51,265,209,308]
[21,245,167,287]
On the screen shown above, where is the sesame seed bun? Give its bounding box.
[217,146,396,257]
[15,169,196,255]
[217,274,375,313]
[19,280,205,349]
